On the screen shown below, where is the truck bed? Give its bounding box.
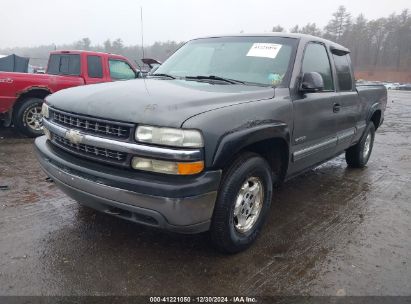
[356,84,387,107]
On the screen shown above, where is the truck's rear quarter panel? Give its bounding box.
[356,84,387,127]
[0,72,84,113]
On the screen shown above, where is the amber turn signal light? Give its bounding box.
[177,161,204,175]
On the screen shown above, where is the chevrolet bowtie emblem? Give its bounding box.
[65,129,83,145]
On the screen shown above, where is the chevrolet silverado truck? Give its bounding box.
[35,34,386,253]
[0,50,138,137]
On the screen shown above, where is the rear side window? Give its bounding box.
[333,54,353,91]
[87,55,103,78]
[109,59,136,80]
[302,43,334,91]
[47,54,80,76]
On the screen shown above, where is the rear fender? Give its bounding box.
[367,102,382,128]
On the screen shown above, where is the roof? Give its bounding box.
[193,32,350,54]
[49,50,127,58]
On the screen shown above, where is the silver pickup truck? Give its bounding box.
[35,33,387,253]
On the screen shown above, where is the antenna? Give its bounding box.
[140,6,145,59]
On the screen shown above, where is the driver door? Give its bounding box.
[289,42,339,175]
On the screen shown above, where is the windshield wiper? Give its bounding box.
[150,73,176,79]
[185,75,245,84]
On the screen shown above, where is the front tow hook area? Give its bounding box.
[105,207,123,216]
[101,205,159,226]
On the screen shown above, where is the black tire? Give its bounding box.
[345,123,375,168]
[210,152,274,253]
[13,97,45,138]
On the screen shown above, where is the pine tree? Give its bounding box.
[324,6,351,41]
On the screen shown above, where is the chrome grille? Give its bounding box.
[52,133,128,164]
[51,110,131,139]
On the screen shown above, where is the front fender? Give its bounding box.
[212,121,290,168]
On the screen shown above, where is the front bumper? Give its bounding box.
[34,136,221,233]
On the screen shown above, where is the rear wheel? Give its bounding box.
[210,152,274,253]
[345,123,375,168]
[13,98,45,137]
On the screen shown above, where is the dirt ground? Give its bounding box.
[0,91,410,296]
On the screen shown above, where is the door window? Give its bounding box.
[109,59,136,80]
[87,55,103,78]
[302,43,334,91]
[333,54,353,91]
[47,54,80,76]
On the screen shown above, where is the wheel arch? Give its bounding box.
[370,109,382,130]
[13,87,51,111]
[367,102,382,130]
[212,122,290,182]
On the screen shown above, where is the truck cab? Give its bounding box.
[46,50,139,85]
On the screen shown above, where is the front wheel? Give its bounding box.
[210,152,274,253]
[345,123,375,168]
[13,97,45,137]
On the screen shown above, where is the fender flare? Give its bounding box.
[211,121,290,168]
[367,102,379,120]
[367,102,382,127]
[16,86,52,101]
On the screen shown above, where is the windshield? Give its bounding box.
[154,36,297,86]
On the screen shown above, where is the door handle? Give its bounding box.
[333,103,341,113]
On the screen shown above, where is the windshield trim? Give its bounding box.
[184,75,274,87]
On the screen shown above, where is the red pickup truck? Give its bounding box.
[0,50,138,137]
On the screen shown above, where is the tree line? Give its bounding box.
[273,6,411,71]
[0,39,184,69]
[0,6,410,72]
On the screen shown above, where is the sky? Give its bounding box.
[1,0,410,48]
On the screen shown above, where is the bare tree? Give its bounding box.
[368,18,388,67]
[74,38,91,50]
[348,14,368,66]
[112,38,124,53]
[300,23,322,36]
[290,23,321,36]
[272,25,285,32]
[289,25,300,33]
[103,39,112,53]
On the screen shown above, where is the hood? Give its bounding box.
[46,78,275,128]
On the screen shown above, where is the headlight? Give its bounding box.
[135,125,203,148]
[131,157,204,175]
[41,103,49,119]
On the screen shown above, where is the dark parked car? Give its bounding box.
[35,33,387,253]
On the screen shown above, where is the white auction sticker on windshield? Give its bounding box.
[246,43,282,59]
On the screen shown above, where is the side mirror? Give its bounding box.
[300,72,324,93]
[141,58,162,69]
